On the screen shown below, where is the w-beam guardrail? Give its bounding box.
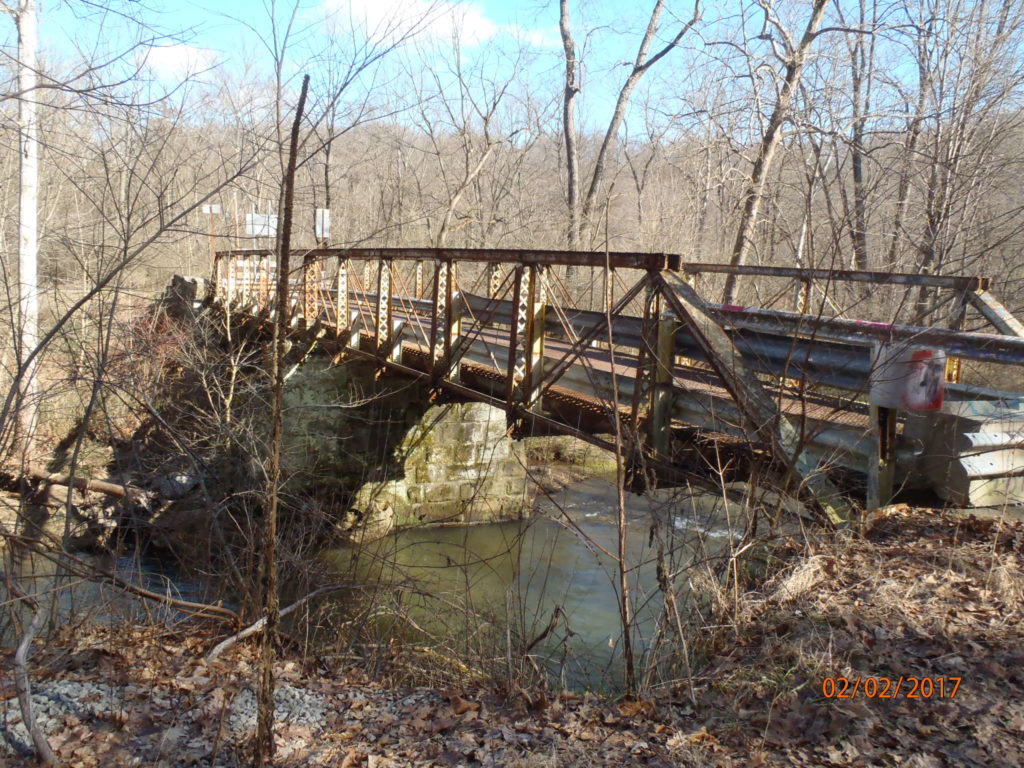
[211,247,1024,522]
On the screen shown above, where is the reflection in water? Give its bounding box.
[323,475,739,690]
[1,550,210,647]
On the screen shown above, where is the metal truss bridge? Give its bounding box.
[211,247,1024,523]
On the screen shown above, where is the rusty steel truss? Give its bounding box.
[212,247,1024,523]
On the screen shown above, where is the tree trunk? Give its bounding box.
[559,0,580,252]
[722,0,830,305]
[579,0,700,235]
[255,73,310,768]
[848,0,875,271]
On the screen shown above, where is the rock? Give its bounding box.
[343,499,396,543]
[153,472,199,500]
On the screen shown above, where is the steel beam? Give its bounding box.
[682,263,989,291]
[221,246,680,271]
[659,271,853,525]
[969,289,1024,337]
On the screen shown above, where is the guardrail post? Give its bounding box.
[868,405,897,509]
[945,290,968,383]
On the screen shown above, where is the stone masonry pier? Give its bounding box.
[281,358,528,541]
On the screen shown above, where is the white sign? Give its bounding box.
[869,344,945,411]
[245,213,278,237]
[201,204,222,215]
[315,208,331,241]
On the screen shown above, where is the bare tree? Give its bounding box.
[721,0,830,304]
[559,0,701,251]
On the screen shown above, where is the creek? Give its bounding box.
[3,474,746,693]
[321,474,741,691]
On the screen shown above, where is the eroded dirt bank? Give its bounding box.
[2,507,1022,767]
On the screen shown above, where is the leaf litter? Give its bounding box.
[0,507,1020,766]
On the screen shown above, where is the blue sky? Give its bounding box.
[36,0,717,131]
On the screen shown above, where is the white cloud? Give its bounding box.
[144,44,220,80]
[510,24,560,49]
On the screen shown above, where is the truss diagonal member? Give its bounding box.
[534,274,651,399]
[969,289,1024,337]
[658,271,852,525]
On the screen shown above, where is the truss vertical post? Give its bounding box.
[430,259,452,370]
[506,265,524,420]
[302,255,319,324]
[259,253,271,310]
[796,278,811,314]
[868,405,897,510]
[945,289,969,383]
[376,258,392,356]
[237,256,247,304]
[212,253,223,299]
[522,264,546,407]
[336,255,348,335]
[787,278,813,392]
[629,278,657,434]
[227,254,234,302]
[601,265,614,349]
[488,263,502,298]
[249,256,259,305]
[246,256,256,304]
[650,311,677,461]
[415,260,424,299]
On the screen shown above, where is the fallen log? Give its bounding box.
[26,466,136,499]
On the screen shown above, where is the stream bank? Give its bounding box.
[2,507,1021,767]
